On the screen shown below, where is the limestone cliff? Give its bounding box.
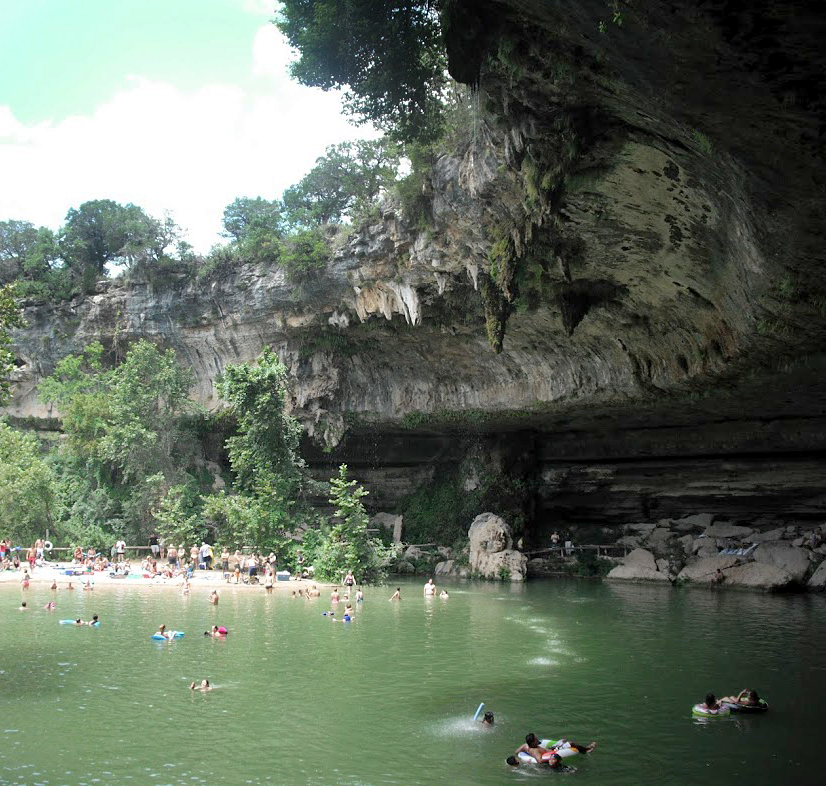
[5,0,825,531]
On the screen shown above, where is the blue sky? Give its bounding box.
[0,0,377,251]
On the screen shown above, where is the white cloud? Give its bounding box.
[0,25,378,253]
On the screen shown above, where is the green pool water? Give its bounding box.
[1,578,823,785]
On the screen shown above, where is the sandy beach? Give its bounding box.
[0,561,324,591]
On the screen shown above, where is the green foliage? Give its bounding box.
[61,199,167,290]
[276,1,448,143]
[0,283,24,404]
[693,130,713,156]
[312,464,395,583]
[0,419,57,543]
[283,139,402,227]
[218,347,306,514]
[401,463,531,546]
[39,339,198,541]
[279,227,330,284]
[574,549,614,577]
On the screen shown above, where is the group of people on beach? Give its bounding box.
[1,537,48,572]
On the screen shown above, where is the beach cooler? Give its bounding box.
[276,571,290,581]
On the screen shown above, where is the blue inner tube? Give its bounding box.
[152,631,184,640]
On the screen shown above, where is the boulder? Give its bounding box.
[404,546,429,561]
[677,555,740,583]
[692,537,719,554]
[750,528,785,544]
[623,548,657,571]
[616,535,642,549]
[753,544,811,582]
[676,513,715,529]
[370,512,403,543]
[627,523,657,535]
[792,537,805,548]
[655,558,670,574]
[645,527,675,557]
[678,534,695,553]
[724,562,795,590]
[606,564,669,582]
[703,523,754,539]
[807,560,826,590]
[468,513,527,581]
[434,560,454,575]
[527,558,551,576]
[396,560,416,574]
[437,546,452,560]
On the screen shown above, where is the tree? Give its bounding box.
[61,199,158,290]
[0,419,57,543]
[314,464,394,583]
[222,197,285,243]
[283,139,402,226]
[40,339,197,541]
[0,220,39,283]
[217,347,305,500]
[221,197,285,266]
[276,1,448,143]
[0,284,23,405]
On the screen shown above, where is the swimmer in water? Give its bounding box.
[189,679,211,691]
[18,602,28,611]
[44,601,56,611]
[344,603,354,617]
[481,711,494,726]
[209,590,219,605]
[356,588,364,602]
[440,590,449,599]
[389,587,401,601]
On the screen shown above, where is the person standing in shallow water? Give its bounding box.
[389,587,401,601]
[423,578,436,596]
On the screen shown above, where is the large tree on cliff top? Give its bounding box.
[276,0,448,143]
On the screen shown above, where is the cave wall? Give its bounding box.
[4,1,826,538]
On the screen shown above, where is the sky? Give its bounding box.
[0,0,378,252]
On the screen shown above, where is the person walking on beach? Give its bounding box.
[149,532,160,559]
[167,544,178,567]
[115,538,125,563]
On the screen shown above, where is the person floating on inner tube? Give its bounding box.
[511,733,597,765]
[720,688,761,707]
[700,692,723,711]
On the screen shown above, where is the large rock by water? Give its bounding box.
[607,564,670,582]
[753,544,812,583]
[676,556,739,584]
[807,560,826,591]
[468,513,527,581]
[723,562,795,591]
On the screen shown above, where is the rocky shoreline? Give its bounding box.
[605,514,826,591]
[392,511,826,592]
